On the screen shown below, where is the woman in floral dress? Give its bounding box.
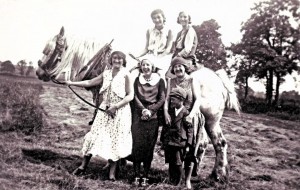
[66,51,134,181]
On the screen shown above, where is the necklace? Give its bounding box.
[176,75,187,83]
[144,76,152,82]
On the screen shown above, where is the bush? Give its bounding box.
[240,96,300,121]
[0,79,45,135]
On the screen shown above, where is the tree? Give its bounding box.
[0,60,15,73]
[25,61,34,76]
[17,60,27,76]
[193,19,227,71]
[231,0,300,106]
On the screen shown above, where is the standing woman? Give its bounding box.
[162,57,201,189]
[67,51,134,181]
[132,9,173,78]
[172,11,198,65]
[131,59,165,186]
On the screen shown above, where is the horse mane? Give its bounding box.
[43,35,106,81]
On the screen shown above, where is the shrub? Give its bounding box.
[0,79,45,135]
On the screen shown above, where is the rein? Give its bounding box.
[50,77,106,112]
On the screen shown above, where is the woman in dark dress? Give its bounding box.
[131,59,166,186]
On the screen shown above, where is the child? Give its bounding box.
[163,87,194,187]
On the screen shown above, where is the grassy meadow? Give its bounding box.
[0,74,299,190]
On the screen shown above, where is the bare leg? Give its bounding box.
[185,161,194,189]
[72,154,92,175]
[109,160,117,180]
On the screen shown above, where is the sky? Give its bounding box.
[0,0,298,92]
[0,0,261,65]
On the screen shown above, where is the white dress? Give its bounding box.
[82,69,132,161]
[143,27,173,75]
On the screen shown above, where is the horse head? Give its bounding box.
[36,27,112,84]
[36,27,68,81]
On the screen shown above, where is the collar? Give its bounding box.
[175,106,184,116]
[139,73,161,86]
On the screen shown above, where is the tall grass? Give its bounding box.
[0,77,46,134]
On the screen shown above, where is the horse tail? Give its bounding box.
[215,69,241,116]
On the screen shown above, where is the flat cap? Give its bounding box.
[170,86,187,99]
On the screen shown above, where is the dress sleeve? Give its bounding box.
[148,79,166,114]
[133,78,146,113]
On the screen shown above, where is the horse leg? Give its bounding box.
[205,115,229,182]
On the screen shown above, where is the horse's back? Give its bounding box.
[191,67,228,116]
[191,67,240,116]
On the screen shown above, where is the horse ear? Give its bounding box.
[59,26,65,36]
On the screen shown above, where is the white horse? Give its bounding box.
[36,28,240,187]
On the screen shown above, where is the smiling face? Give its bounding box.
[178,12,190,26]
[170,96,183,109]
[173,64,186,78]
[111,54,124,69]
[151,13,165,29]
[140,59,153,75]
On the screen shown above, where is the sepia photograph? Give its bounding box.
[0,0,299,189]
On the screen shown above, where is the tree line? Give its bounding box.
[1,0,299,107]
[193,0,299,107]
[0,60,34,77]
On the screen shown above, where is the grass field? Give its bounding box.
[0,75,299,190]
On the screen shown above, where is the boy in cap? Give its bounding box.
[162,86,194,186]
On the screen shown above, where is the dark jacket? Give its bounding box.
[165,106,194,148]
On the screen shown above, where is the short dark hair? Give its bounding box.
[109,51,127,67]
[151,9,166,23]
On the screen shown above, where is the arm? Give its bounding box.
[148,79,166,114]
[136,30,150,58]
[177,27,197,57]
[163,29,174,54]
[133,78,147,111]
[66,73,103,88]
[115,74,134,108]
[184,114,194,147]
[164,78,171,125]
[186,78,201,123]
[106,73,134,118]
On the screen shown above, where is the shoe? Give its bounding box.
[72,167,85,176]
[141,178,149,187]
[133,177,140,186]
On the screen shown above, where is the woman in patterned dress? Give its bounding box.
[161,57,201,189]
[131,59,165,186]
[66,51,134,181]
[131,9,173,78]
